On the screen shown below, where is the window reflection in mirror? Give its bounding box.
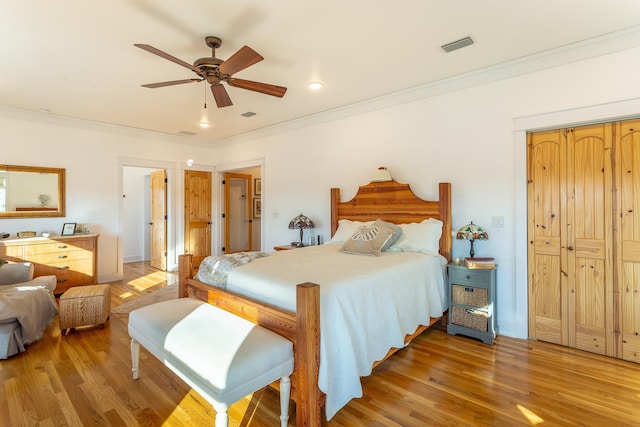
[0,165,65,218]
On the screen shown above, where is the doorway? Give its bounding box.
[224,172,252,253]
[221,165,262,254]
[122,164,171,273]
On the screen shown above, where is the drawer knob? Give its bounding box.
[466,275,471,280]
[57,255,68,258]
[57,245,68,249]
[464,287,474,292]
[56,266,69,270]
[57,278,67,283]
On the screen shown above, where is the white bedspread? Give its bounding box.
[215,244,447,419]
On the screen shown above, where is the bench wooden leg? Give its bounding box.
[131,339,140,380]
[280,375,291,427]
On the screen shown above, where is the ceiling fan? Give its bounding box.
[134,36,287,108]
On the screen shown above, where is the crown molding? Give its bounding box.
[3,25,640,148]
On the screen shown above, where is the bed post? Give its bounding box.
[439,182,452,262]
[330,187,340,237]
[178,254,193,298]
[295,283,321,427]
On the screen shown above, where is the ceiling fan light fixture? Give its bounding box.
[307,81,323,90]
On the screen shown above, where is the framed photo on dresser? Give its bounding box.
[61,223,76,236]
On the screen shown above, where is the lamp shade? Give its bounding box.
[289,213,314,246]
[456,221,488,257]
[371,166,392,182]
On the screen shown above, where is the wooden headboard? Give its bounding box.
[330,180,452,261]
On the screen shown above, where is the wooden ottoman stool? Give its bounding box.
[59,284,111,335]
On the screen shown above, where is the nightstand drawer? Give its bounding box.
[452,284,488,307]
[451,305,488,332]
[449,268,491,286]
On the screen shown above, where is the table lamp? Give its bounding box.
[456,221,488,258]
[289,213,314,247]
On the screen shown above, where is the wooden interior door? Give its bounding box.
[150,169,167,271]
[223,172,252,254]
[566,124,613,356]
[528,129,566,345]
[184,170,212,269]
[617,118,640,363]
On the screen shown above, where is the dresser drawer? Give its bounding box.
[449,268,491,286]
[452,284,488,307]
[27,249,93,264]
[24,239,94,256]
[451,305,488,332]
[0,245,24,261]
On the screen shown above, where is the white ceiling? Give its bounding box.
[2,1,640,145]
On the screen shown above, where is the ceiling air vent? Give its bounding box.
[441,36,474,53]
[241,111,257,118]
[177,130,197,136]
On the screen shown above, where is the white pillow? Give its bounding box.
[326,219,374,244]
[388,218,443,254]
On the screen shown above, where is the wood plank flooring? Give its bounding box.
[1,262,639,426]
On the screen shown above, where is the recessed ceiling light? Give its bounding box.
[307,81,323,90]
[38,108,50,113]
[199,121,210,128]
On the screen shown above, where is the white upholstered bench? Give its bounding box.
[128,297,294,427]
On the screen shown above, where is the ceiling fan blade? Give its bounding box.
[218,46,264,76]
[141,78,203,88]
[211,84,233,108]
[134,43,203,75]
[227,78,287,98]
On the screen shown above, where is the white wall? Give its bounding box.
[205,45,640,339]
[2,42,640,339]
[1,117,213,281]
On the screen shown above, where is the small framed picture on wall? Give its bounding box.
[254,178,262,196]
[253,198,262,219]
[61,223,76,236]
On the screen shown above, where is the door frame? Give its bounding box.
[118,157,176,279]
[223,172,253,253]
[514,98,640,340]
[216,159,264,256]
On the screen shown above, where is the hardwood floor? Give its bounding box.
[2,262,640,426]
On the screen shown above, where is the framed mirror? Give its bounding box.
[0,165,66,218]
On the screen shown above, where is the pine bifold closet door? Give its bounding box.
[528,123,614,356]
[617,119,640,363]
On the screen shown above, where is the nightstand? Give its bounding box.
[273,244,299,251]
[447,264,497,345]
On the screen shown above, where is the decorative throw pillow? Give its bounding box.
[373,219,402,251]
[0,262,35,285]
[326,219,374,244]
[342,225,395,256]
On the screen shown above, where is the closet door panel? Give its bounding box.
[567,124,613,355]
[528,130,566,344]
[618,119,640,363]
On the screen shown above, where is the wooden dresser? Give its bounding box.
[0,234,99,294]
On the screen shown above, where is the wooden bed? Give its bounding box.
[178,180,451,426]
